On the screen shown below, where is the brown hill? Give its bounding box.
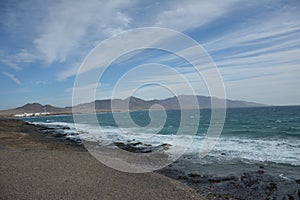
[0,95,267,116]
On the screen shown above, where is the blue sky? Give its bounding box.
[0,0,300,109]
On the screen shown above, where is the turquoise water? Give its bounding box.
[23,106,300,139]
[22,106,300,166]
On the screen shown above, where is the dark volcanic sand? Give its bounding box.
[0,118,203,200]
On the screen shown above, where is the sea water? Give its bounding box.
[21,106,300,178]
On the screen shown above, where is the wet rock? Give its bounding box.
[161,143,171,150]
[60,126,70,130]
[41,130,55,134]
[257,170,265,174]
[241,172,260,186]
[113,141,171,153]
[52,132,67,137]
[208,176,237,183]
[178,175,189,180]
[188,173,201,178]
[25,122,34,125]
[287,194,295,200]
[40,127,55,131]
[189,179,202,184]
[65,137,81,143]
[158,162,300,200]
[131,142,143,146]
[267,182,277,191]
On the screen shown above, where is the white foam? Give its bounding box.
[188,137,300,166]
[31,121,300,166]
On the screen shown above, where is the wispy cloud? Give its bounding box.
[68,82,101,105]
[203,3,300,54]
[56,64,80,81]
[0,0,300,107]
[2,72,22,85]
[0,49,36,71]
[0,59,21,71]
[155,0,239,31]
[33,0,134,63]
[13,49,36,63]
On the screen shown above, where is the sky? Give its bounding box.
[0,0,300,109]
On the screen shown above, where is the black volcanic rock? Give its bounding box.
[113,141,171,153]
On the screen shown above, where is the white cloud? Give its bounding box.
[56,64,80,81]
[69,82,101,105]
[203,3,300,54]
[2,72,22,85]
[155,0,238,31]
[66,82,99,93]
[1,0,300,105]
[13,49,36,63]
[0,59,21,71]
[34,0,135,63]
[59,27,181,81]
[0,49,36,71]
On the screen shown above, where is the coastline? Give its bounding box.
[0,118,203,200]
[1,117,300,199]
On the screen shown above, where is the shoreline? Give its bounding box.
[0,118,203,200]
[1,117,300,199]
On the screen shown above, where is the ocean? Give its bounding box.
[21,106,300,179]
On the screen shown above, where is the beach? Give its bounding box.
[1,107,300,200]
[0,118,203,199]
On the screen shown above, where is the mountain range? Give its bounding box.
[0,95,266,116]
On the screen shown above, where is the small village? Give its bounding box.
[14,112,50,117]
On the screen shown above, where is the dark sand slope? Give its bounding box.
[0,118,203,200]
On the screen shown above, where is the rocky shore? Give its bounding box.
[2,117,300,200]
[158,163,300,199]
[0,117,85,151]
[0,118,202,200]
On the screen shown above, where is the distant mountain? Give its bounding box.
[16,103,67,113]
[73,95,266,113]
[0,103,70,116]
[0,95,266,116]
